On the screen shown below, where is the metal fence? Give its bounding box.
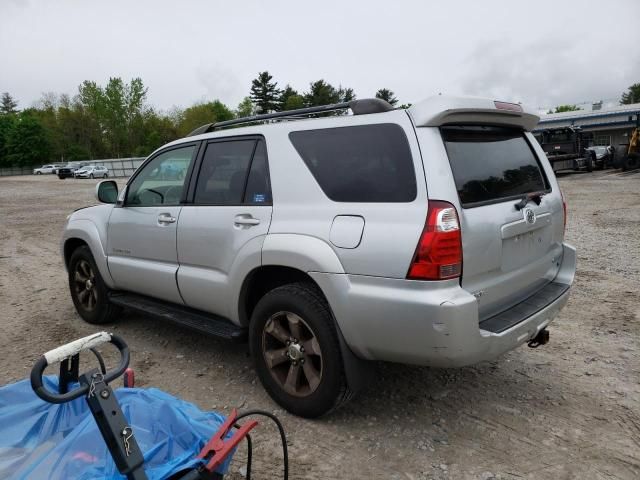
[0,166,37,176]
[83,158,146,178]
[0,157,146,178]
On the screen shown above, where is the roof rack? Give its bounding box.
[187,98,394,136]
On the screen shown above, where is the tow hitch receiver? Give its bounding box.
[528,328,550,348]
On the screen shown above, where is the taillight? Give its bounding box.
[407,200,462,280]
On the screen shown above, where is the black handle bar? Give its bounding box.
[30,332,130,404]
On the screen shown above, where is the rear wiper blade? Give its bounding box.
[514,191,546,211]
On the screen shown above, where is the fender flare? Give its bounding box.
[62,219,115,288]
[261,234,373,392]
[261,234,345,274]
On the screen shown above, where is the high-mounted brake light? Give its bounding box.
[407,201,462,281]
[494,101,523,113]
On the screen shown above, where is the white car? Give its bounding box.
[33,164,56,175]
[74,165,109,179]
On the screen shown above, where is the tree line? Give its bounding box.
[1,73,637,168]
[0,72,401,168]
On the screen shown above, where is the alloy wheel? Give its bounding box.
[73,259,98,311]
[262,311,323,397]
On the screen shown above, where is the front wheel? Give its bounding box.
[103,173,108,178]
[68,246,121,324]
[249,283,351,418]
[36,171,42,175]
[89,173,94,179]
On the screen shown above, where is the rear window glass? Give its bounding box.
[289,124,416,202]
[441,126,549,207]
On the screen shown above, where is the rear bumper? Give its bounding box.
[311,243,576,367]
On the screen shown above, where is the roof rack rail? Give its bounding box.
[187,98,394,136]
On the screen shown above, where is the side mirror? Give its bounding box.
[96,180,118,204]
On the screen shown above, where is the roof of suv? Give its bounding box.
[157,95,540,156]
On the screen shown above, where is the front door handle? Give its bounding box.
[234,214,260,227]
[158,213,176,224]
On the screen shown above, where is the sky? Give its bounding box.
[1,0,639,114]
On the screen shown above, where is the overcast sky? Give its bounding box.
[1,0,639,113]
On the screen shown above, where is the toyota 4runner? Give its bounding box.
[61,95,576,417]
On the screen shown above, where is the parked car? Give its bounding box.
[57,162,87,179]
[585,145,614,170]
[74,165,109,179]
[33,164,56,175]
[61,95,576,418]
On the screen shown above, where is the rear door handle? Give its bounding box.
[158,213,176,224]
[234,214,260,227]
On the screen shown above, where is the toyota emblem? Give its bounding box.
[524,208,536,224]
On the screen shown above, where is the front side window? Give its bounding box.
[126,145,196,206]
[194,139,266,205]
[289,124,416,202]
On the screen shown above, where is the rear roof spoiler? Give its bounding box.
[408,95,540,132]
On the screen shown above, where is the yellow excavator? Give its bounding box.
[621,114,639,170]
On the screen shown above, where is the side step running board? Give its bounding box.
[108,292,247,343]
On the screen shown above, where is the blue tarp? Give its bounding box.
[0,377,232,479]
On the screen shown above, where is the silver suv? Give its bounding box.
[61,95,576,417]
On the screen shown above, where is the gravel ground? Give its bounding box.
[0,171,639,479]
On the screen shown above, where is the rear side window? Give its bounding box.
[194,140,255,205]
[289,124,416,202]
[441,126,549,208]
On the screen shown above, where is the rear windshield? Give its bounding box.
[441,126,549,207]
[289,124,416,202]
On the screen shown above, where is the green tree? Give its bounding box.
[304,80,341,106]
[375,88,398,106]
[550,104,581,113]
[250,71,281,114]
[620,83,640,105]
[6,112,50,167]
[235,96,255,118]
[338,86,356,102]
[0,115,16,167]
[77,80,108,159]
[1,92,19,114]
[177,100,234,137]
[279,85,304,111]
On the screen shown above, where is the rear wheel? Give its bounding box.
[585,152,594,172]
[249,283,350,418]
[623,154,639,171]
[36,171,42,175]
[68,246,121,324]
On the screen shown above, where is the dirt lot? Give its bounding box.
[1,171,639,479]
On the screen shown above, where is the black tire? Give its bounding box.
[68,245,121,324]
[585,152,594,172]
[249,283,351,418]
[623,154,639,171]
[90,173,94,179]
[36,171,42,175]
[103,173,108,178]
[58,175,64,180]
